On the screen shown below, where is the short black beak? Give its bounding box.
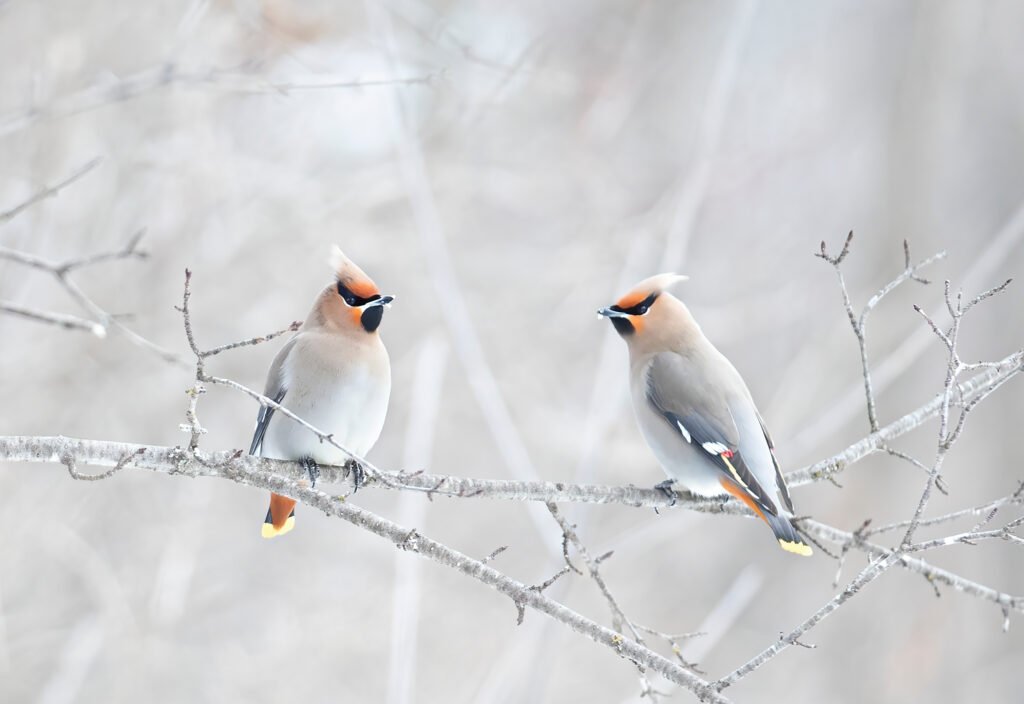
[367,295,395,308]
[597,306,628,319]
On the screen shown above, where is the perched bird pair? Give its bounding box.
[251,249,811,556]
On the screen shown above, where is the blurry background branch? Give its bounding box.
[0,63,438,139]
[0,159,182,363]
[0,156,102,223]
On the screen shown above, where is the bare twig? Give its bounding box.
[789,200,1024,458]
[863,484,1024,538]
[786,348,1023,487]
[0,231,181,364]
[882,444,947,495]
[817,232,945,432]
[62,448,144,481]
[547,502,686,698]
[481,546,509,565]
[902,278,1014,548]
[0,302,106,337]
[715,555,898,691]
[801,519,1021,617]
[0,157,103,223]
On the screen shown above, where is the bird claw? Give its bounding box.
[346,460,365,493]
[654,479,678,507]
[301,457,320,488]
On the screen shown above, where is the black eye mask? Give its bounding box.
[337,281,380,307]
[610,293,658,317]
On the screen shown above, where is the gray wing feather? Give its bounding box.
[248,338,296,456]
[645,352,780,517]
[755,409,794,512]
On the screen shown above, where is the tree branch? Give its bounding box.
[0,434,728,703]
[3,435,1021,625]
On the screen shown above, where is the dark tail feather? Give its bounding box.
[261,493,297,539]
[765,513,812,557]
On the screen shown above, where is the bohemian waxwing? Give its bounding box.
[598,274,812,556]
[250,247,393,538]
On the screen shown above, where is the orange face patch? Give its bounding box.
[341,274,379,299]
[348,305,363,327]
[615,287,652,310]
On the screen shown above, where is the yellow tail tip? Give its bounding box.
[261,515,296,539]
[779,539,813,557]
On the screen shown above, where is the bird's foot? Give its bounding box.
[346,459,365,493]
[654,479,678,507]
[301,457,320,488]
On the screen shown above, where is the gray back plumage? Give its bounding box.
[643,350,791,517]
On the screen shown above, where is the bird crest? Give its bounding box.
[615,272,688,309]
[330,245,380,299]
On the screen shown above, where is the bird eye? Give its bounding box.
[625,294,657,316]
[609,293,658,317]
[337,281,380,307]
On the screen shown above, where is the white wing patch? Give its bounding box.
[702,441,729,455]
[676,420,692,443]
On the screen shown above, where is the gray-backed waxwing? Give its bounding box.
[598,274,812,556]
[250,247,393,538]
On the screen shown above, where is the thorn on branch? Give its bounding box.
[515,564,574,625]
[481,546,508,565]
[515,601,526,626]
[532,565,572,594]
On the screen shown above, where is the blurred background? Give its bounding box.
[1,1,1022,702]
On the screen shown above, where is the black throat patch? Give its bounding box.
[611,316,635,336]
[361,305,384,333]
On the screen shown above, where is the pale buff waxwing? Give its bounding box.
[250,247,393,538]
[598,274,812,556]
